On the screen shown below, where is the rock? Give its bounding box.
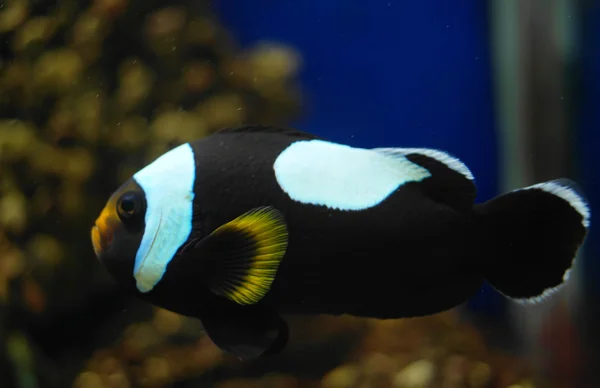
[393,359,435,388]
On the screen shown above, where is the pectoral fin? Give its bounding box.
[192,206,289,305]
[201,312,289,360]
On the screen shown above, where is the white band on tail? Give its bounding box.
[523,180,590,228]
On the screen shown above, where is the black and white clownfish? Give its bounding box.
[91,125,591,360]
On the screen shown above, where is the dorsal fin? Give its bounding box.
[217,125,323,140]
[373,147,477,212]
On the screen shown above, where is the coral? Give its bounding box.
[0,1,301,386]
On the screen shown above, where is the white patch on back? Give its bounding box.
[133,143,196,293]
[373,147,475,181]
[273,140,432,210]
[521,180,591,228]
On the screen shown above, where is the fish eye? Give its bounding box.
[117,191,143,222]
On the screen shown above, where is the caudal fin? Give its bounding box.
[474,179,590,303]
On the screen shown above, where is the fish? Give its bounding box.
[91,125,591,360]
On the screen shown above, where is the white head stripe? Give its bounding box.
[273,140,432,211]
[133,143,196,293]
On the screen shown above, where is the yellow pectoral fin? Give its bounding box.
[204,206,289,305]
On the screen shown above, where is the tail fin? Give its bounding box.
[474,179,590,303]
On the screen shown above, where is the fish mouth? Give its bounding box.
[91,204,119,260]
[91,224,102,258]
[91,220,116,261]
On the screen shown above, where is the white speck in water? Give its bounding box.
[132,59,137,64]
[172,46,176,51]
[237,107,242,111]
[96,94,99,98]
[117,122,121,126]
[561,96,564,100]
[387,1,391,6]
[446,25,450,28]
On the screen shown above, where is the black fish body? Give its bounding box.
[157,129,481,317]
[91,126,590,360]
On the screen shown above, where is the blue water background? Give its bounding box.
[579,4,600,298]
[213,0,505,316]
